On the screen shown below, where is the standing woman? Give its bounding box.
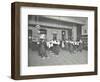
[79,39,83,52]
[65,40,69,51]
[52,39,60,55]
[38,34,47,58]
[69,40,74,53]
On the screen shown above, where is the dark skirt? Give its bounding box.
[38,44,47,57]
[52,44,60,55]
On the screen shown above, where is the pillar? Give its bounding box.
[72,25,77,41]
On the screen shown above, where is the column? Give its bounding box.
[72,25,77,41]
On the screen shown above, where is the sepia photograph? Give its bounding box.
[28,15,88,66]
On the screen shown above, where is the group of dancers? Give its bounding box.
[37,38,83,59]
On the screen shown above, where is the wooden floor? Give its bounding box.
[28,48,88,66]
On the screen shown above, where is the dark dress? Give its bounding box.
[38,40,47,57]
[52,41,60,55]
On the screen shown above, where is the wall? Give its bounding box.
[82,19,88,35]
[29,16,82,41]
[0,0,100,82]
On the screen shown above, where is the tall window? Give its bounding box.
[62,31,66,40]
[39,29,47,40]
[53,33,57,40]
[28,29,32,40]
[68,29,72,40]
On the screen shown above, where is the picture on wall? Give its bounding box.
[11,2,98,80]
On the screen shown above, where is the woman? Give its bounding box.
[52,39,60,55]
[38,34,47,58]
[38,39,47,58]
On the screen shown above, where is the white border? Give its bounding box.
[20,7,95,75]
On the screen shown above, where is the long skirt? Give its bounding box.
[52,45,60,55]
[69,44,74,53]
[39,45,47,57]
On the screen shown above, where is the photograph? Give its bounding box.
[11,2,97,80]
[28,15,88,66]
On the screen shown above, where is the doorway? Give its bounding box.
[53,33,57,40]
[62,30,66,40]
